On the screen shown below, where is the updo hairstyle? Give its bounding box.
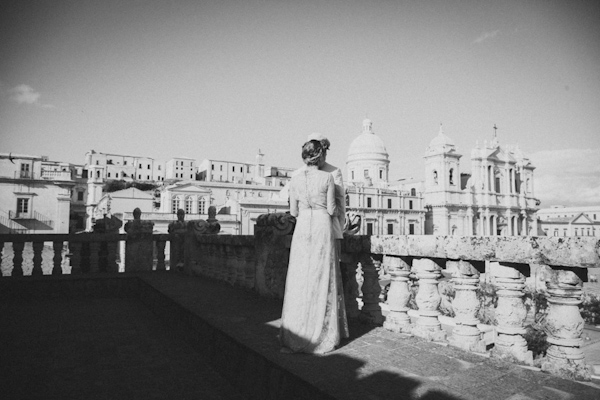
[302,140,324,166]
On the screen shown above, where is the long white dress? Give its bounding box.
[280,168,349,354]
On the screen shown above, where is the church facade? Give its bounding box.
[344,120,539,236]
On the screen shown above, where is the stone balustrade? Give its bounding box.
[1,211,599,379]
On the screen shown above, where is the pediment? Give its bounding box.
[165,182,212,195]
[571,213,593,225]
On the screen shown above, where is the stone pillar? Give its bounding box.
[491,262,533,365]
[124,208,155,272]
[383,256,412,333]
[168,209,187,272]
[340,253,360,319]
[359,253,384,325]
[448,260,486,352]
[412,258,446,341]
[542,267,589,378]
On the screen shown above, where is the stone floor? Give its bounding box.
[2,272,600,399]
[0,297,245,400]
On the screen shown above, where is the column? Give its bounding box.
[412,258,446,341]
[383,256,412,333]
[491,262,533,365]
[359,253,384,325]
[541,267,589,378]
[448,260,486,352]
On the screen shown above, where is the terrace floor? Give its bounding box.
[2,272,600,400]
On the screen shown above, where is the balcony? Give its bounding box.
[1,216,600,399]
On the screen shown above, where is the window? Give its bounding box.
[379,170,383,179]
[409,223,415,235]
[138,174,141,179]
[366,223,373,235]
[409,200,413,210]
[387,223,393,234]
[17,198,29,215]
[20,163,30,178]
[139,164,142,168]
[107,172,111,178]
[387,199,392,209]
[574,228,578,236]
[449,168,454,185]
[433,170,438,184]
[171,196,180,214]
[147,175,150,180]
[563,229,567,237]
[212,165,214,170]
[185,196,193,214]
[232,166,235,172]
[77,191,84,201]
[158,165,161,171]
[351,171,354,180]
[124,161,127,165]
[147,165,150,169]
[364,169,369,178]
[410,188,416,196]
[220,165,223,171]
[367,197,372,208]
[198,197,206,214]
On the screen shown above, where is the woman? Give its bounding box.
[280,140,349,354]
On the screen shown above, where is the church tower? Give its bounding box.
[423,125,467,235]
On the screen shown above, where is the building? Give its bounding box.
[84,150,165,182]
[197,151,293,188]
[537,205,600,237]
[421,125,539,236]
[0,153,75,233]
[345,119,427,235]
[165,157,196,181]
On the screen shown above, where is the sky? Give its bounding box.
[0,0,599,207]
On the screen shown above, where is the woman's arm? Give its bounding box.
[289,181,299,217]
[326,175,336,217]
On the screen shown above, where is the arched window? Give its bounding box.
[410,188,416,196]
[198,197,206,215]
[171,195,180,214]
[185,196,193,214]
[449,168,454,185]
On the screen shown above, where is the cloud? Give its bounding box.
[8,84,54,108]
[529,149,600,208]
[473,30,500,44]
[9,84,41,104]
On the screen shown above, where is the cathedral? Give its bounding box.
[345,120,539,236]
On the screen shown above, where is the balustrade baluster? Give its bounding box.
[156,239,166,270]
[359,253,384,325]
[541,266,588,378]
[32,241,44,276]
[80,242,91,273]
[90,242,100,272]
[12,241,24,276]
[490,262,533,365]
[383,256,412,333]
[52,241,63,275]
[0,241,3,277]
[98,241,108,272]
[340,254,360,319]
[447,260,486,352]
[412,258,446,341]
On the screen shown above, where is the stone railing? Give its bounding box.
[181,216,599,379]
[2,211,599,379]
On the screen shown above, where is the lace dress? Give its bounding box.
[280,168,349,354]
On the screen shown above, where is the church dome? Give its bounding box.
[347,119,389,162]
[429,125,455,148]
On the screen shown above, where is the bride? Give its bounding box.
[280,140,349,354]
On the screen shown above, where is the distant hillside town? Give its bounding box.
[1,119,598,236]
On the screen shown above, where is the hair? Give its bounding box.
[302,140,324,166]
